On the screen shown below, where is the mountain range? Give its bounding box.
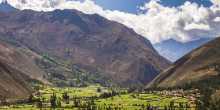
[154,38,212,62]
[0,1,220,106]
[0,1,170,91]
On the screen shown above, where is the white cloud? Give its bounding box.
[211,0,220,6]
[184,23,210,31]
[2,0,220,44]
[214,17,220,22]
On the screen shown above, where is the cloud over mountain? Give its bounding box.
[2,0,220,44]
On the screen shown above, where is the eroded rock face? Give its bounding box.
[0,9,170,86]
[0,41,47,83]
[0,42,33,100]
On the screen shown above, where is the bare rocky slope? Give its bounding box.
[0,61,32,100]
[0,40,47,83]
[0,41,36,100]
[0,9,170,87]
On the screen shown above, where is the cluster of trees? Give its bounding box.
[99,90,119,98]
[156,74,220,110]
[195,88,220,110]
[31,89,135,109]
[32,91,97,109]
[182,75,220,110]
[33,92,64,109]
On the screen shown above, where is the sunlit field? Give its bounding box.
[0,85,195,110]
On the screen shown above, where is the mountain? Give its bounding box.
[0,39,47,83]
[154,38,212,62]
[0,0,17,12]
[148,37,220,88]
[0,41,34,100]
[0,61,32,100]
[0,9,170,87]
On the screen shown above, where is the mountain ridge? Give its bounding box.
[0,9,170,87]
[148,37,220,88]
[0,0,17,12]
[154,38,212,62]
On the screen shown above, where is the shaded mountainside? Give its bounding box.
[0,41,33,100]
[0,9,170,87]
[154,38,212,62]
[148,37,220,88]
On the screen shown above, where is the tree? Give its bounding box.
[73,98,80,107]
[57,97,62,108]
[209,96,220,110]
[147,104,153,110]
[28,94,34,103]
[169,100,175,110]
[164,106,168,110]
[141,104,145,110]
[36,99,43,109]
[62,92,70,104]
[97,87,102,93]
[179,102,184,110]
[50,93,57,108]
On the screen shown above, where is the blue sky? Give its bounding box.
[94,0,213,13]
[94,0,147,13]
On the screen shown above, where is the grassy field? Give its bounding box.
[0,85,194,110]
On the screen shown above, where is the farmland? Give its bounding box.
[0,85,195,110]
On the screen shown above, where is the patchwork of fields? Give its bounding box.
[0,85,194,110]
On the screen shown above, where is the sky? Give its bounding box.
[94,0,147,13]
[94,0,213,13]
[1,0,220,44]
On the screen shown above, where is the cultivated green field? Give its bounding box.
[0,85,194,110]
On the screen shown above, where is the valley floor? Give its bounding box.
[0,85,196,110]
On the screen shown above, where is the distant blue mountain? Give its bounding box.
[154,38,213,62]
[0,1,17,12]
